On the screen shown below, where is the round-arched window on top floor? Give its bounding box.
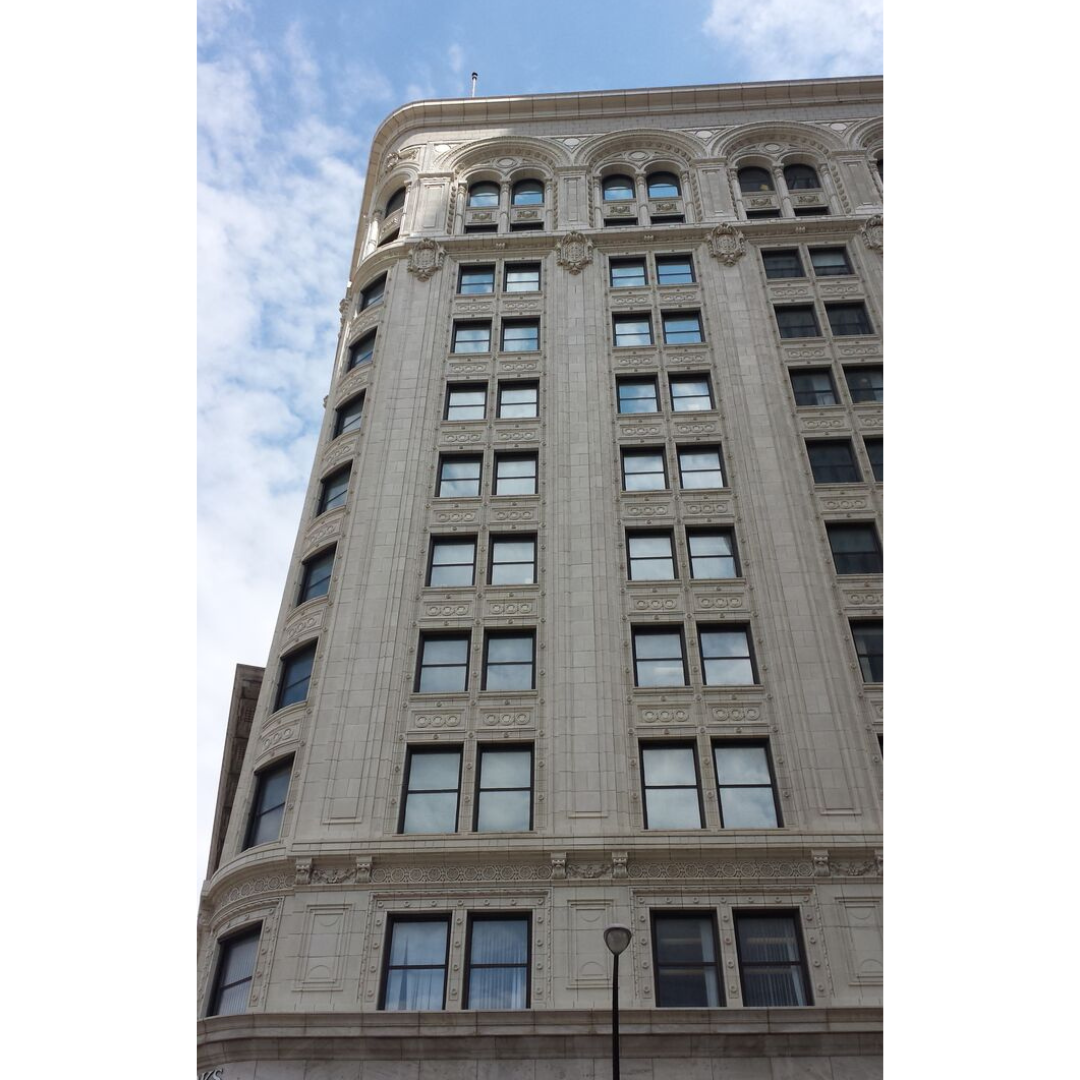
[385,187,406,215]
[783,164,820,190]
[511,179,544,206]
[647,171,681,199]
[603,175,635,201]
[737,167,774,193]
[468,181,500,208]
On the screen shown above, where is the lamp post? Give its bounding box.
[603,924,632,1080]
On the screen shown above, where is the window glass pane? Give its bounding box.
[300,549,334,602]
[360,277,385,309]
[806,442,860,484]
[487,636,532,663]
[335,395,364,436]
[679,448,723,489]
[614,318,653,346]
[421,637,468,666]
[623,451,666,491]
[495,455,537,495]
[736,916,808,1007]
[512,180,544,206]
[485,665,532,691]
[826,303,872,336]
[390,921,448,965]
[320,468,349,512]
[215,980,254,1017]
[447,389,486,421]
[430,541,475,587]
[453,323,491,352]
[603,175,634,200]
[219,932,259,986]
[498,384,538,418]
[844,366,883,403]
[738,167,774,192]
[721,787,779,828]
[348,332,375,369]
[647,172,680,198]
[655,256,694,284]
[670,377,711,411]
[480,749,531,788]
[852,621,883,681]
[645,788,702,828]
[810,247,851,276]
[611,259,647,287]
[467,966,527,1009]
[476,789,531,832]
[703,658,754,685]
[642,746,696,785]
[700,630,749,658]
[628,534,673,564]
[504,263,540,291]
[459,266,495,294]
[635,631,682,660]
[278,646,314,708]
[502,322,539,351]
[662,314,703,344]
[468,183,499,207]
[472,918,528,964]
[618,379,659,413]
[784,164,819,190]
[402,791,459,833]
[656,916,717,963]
[762,249,804,279]
[408,750,460,790]
[715,745,770,784]
[864,438,883,480]
[384,968,445,1010]
[637,659,685,686]
[790,370,837,406]
[438,458,481,497]
[827,525,882,574]
[775,306,820,338]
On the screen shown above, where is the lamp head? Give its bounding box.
[603,924,632,956]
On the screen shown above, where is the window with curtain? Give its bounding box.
[275,642,316,710]
[381,918,449,1010]
[208,926,261,1016]
[735,913,811,1006]
[714,742,780,827]
[475,747,533,832]
[401,748,462,833]
[809,247,852,276]
[653,914,721,1006]
[641,743,703,828]
[762,248,805,280]
[243,757,293,848]
[465,916,530,1008]
[826,302,873,336]
[632,628,687,687]
[774,305,821,339]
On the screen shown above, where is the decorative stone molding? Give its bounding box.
[627,860,814,880]
[708,223,747,265]
[556,231,593,274]
[550,853,567,880]
[384,145,420,172]
[812,849,830,877]
[338,296,350,329]
[407,238,445,280]
[295,859,312,885]
[612,852,629,879]
[861,214,883,251]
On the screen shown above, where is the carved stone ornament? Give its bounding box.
[550,852,567,879]
[339,296,351,329]
[555,231,593,275]
[861,214,883,251]
[407,238,445,281]
[384,145,419,172]
[811,849,830,878]
[709,223,747,266]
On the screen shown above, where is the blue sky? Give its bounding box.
[196,0,883,883]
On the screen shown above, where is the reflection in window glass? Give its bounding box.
[483,633,535,691]
[452,321,492,353]
[762,249,804,280]
[627,532,676,580]
[610,258,647,288]
[633,629,686,687]
[334,393,364,437]
[501,320,539,352]
[603,175,635,201]
[662,312,703,344]
[446,386,486,422]
[642,744,702,829]
[476,749,532,833]
[614,316,653,347]
[416,636,469,693]
[790,369,837,407]
[809,247,852,276]
[622,449,667,491]
[494,453,537,496]
[511,179,544,206]
[670,376,712,411]
[244,758,292,848]
[655,255,694,285]
[844,366,883,403]
[428,538,477,587]
[617,377,659,414]
[490,536,536,585]
[468,182,500,207]
[688,530,737,579]
[806,441,861,484]
[504,263,540,292]
[699,627,755,685]
[210,928,261,1016]
[497,382,538,419]
[678,446,724,489]
[402,749,461,833]
[437,456,482,497]
[714,743,779,827]
[318,466,350,513]
[459,265,495,294]
[276,643,315,710]
[298,547,334,603]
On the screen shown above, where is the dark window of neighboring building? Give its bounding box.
[452,321,492,353]
[738,167,774,193]
[428,537,477,587]
[735,913,812,1006]
[864,437,883,481]
[504,262,540,292]
[475,747,533,832]
[809,246,852,276]
[445,384,486,422]
[490,535,537,585]
[603,175,635,201]
[850,620,883,682]
[401,747,461,833]
[511,179,544,206]
[653,914,721,1007]
[348,330,375,370]
[483,631,535,691]
[806,440,861,484]
[627,531,676,581]
[632,627,687,687]
[385,187,406,215]
[318,465,350,514]
[208,926,261,1016]
[699,625,756,685]
[501,319,539,352]
[468,182,499,207]
[614,315,653,347]
[783,164,820,190]
[610,257,647,288]
[662,311,703,345]
[622,447,667,491]
[437,455,482,498]
[775,305,821,339]
[826,302,873,336]
[655,254,695,285]
[617,376,659,414]
[275,641,315,711]
[827,524,883,575]
[844,365,883,403]
[677,445,724,489]
[381,917,450,1010]
[647,171,681,198]
[360,275,385,310]
[714,742,780,827]
[687,529,738,579]
[493,452,538,496]
[459,264,495,294]
[465,916,530,1008]
[790,368,838,407]
[641,743,703,828]
[762,248,804,279]
[670,375,713,412]
[497,381,538,419]
[334,392,364,437]
[243,756,293,849]
[298,547,334,604]
[416,634,470,693]
[745,208,781,219]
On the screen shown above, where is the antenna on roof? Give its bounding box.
[471,72,478,98]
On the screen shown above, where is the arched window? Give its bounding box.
[603,175,635,201]
[738,167,774,193]
[385,187,406,215]
[783,164,820,190]
[511,179,544,206]
[467,182,500,208]
[647,172,681,199]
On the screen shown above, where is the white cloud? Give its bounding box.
[702,0,882,79]
[448,42,464,76]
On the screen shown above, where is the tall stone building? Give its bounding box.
[198,76,883,1080]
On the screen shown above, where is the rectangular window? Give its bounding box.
[275,641,315,711]
[298,547,335,604]
[334,392,364,437]
[850,620,883,682]
[632,627,687,687]
[504,262,540,292]
[687,529,738,579]
[493,452,538,496]
[761,248,804,279]
[208,926,261,1017]
[677,445,725,489]
[614,315,653,347]
[641,743,703,828]
[806,440,861,484]
[627,531,676,581]
[416,633,470,693]
[653,914,721,1007]
[670,375,713,412]
[655,254,695,285]
[490,535,537,585]
[864,437,883,481]
[464,223,498,234]
[381,917,450,1010]
[465,916,530,1009]
[437,455,482,498]
[622,448,667,492]
[714,742,780,827]
[746,208,781,219]
[501,320,539,352]
[318,465,350,514]
[347,330,375,370]
[699,625,756,685]
[458,264,495,294]
[497,381,538,419]
[401,747,462,833]
[610,257,647,288]
[735,913,811,1007]
[617,376,659,414]
[826,302,873,336]
[445,384,486,421]
[475,746,533,832]
[428,537,477,587]
[775,305,821,339]
[452,321,492,353]
[844,365,883,403]
[809,246,852,276]
[483,631,535,691]
[793,206,830,217]
[827,523,883,574]
[662,311,703,344]
[243,756,293,849]
[359,275,385,310]
[789,368,838,407]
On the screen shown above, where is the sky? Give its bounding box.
[196,0,884,885]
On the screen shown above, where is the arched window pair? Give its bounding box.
[602,172,682,201]
[737,164,821,193]
[467,179,545,207]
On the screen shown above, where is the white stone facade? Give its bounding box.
[199,77,883,1080]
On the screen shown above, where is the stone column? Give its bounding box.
[772,165,793,218]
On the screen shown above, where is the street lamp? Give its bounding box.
[603,924,633,1080]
